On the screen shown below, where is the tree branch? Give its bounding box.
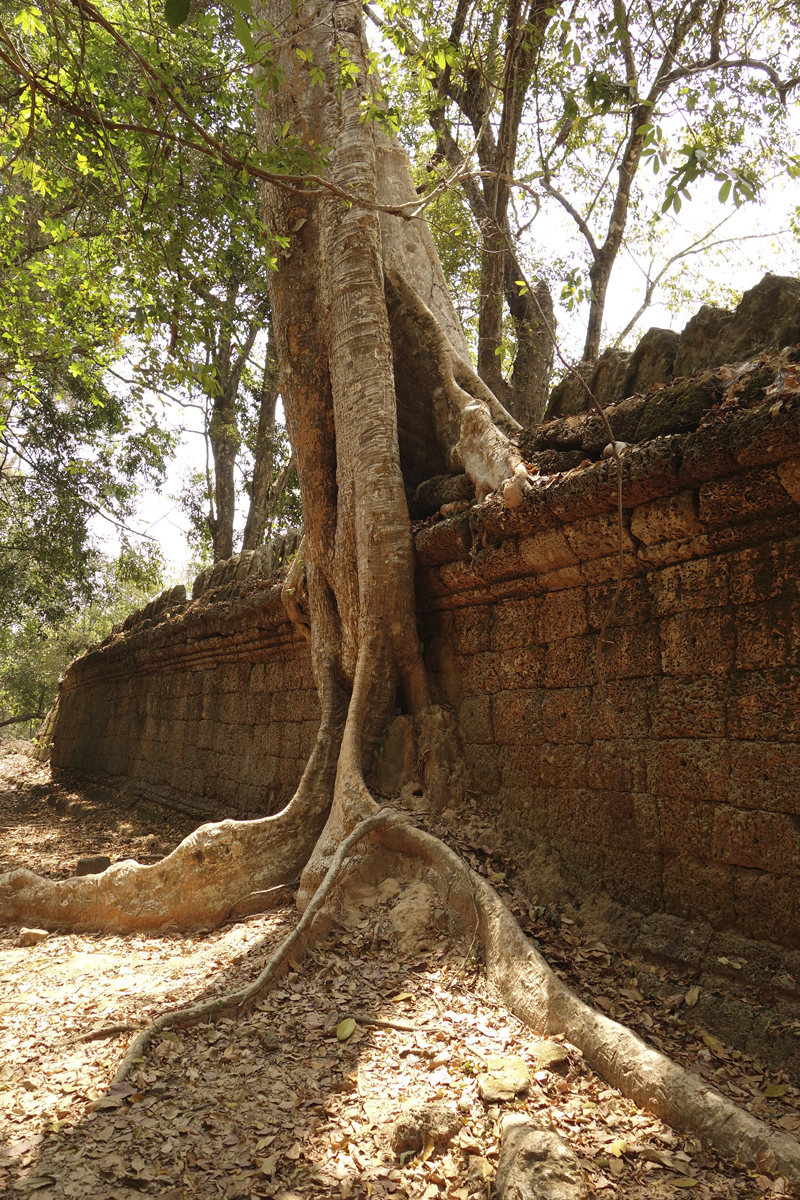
[0,711,44,729]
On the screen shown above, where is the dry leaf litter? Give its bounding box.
[1,747,797,1199]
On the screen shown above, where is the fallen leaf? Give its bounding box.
[337,1018,356,1042]
[285,1141,302,1161]
[684,986,700,1008]
[608,1158,623,1177]
[762,1084,789,1098]
[609,1140,627,1157]
[701,1033,728,1058]
[670,1178,698,1188]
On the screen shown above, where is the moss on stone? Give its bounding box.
[634,374,720,443]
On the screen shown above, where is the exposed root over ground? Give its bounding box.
[1,753,799,1197]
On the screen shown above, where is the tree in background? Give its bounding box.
[374,0,558,426]
[1,0,298,571]
[513,0,800,362]
[377,0,800,377]
[0,548,163,734]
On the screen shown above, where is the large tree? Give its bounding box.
[2,0,800,1176]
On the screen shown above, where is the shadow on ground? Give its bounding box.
[0,748,796,1199]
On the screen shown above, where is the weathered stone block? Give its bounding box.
[587,739,647,792]
[699,467,793,526]
[649,738,730,803]
[735,596,800,670]
[729,740,800,813]
[452,606,492,654]
[414,511,471,567]
[586,577,653,629]
[651,556,729,616]
[499,743,542,791]
[650,677,726,739]
[727,668,800,741]
[658,795,715,859]
[537,564,585,590]
[465,743,501,793]
[713,806,800,875]
[490,601,538,651]
[470,541,528,585]
[519,527,578,573]
[580,550,640,586]
[637,534,712,570]
[541,688,592,743]
[540,743,588,790]
[662,857,736,930]
[602,849,664,912]
[659,609,735,676]
[548,788,659,855]
[732,868,800,948]
[777,455,800,502]
[458,695,494,745]
[631,489,704,545]
[536,589,588,643]
[597,623,660,679]
[563,512,636,562]
[589,678,651,739]
[544,636,594,688]
[726,538,800,605]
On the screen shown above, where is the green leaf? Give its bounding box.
[718,179,732,203]
[233,10,256,59]
[163,0,190,29]
[337,1017,356,1041]
[762,1083,789,1098]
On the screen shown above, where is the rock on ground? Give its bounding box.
[389,1102,460,1155]
[495,1114,588,1199]
[478,1054,530,1102]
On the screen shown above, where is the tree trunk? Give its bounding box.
[241,323,279,553]
[206,284,261,560]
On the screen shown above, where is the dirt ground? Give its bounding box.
[0,745,798,1199]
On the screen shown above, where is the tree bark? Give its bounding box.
[205,281,261,560]
[241,322,280,552]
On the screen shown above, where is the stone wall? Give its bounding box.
[46,575,319,820]
[44,348,800,948]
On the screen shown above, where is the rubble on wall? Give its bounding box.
[103,527,303,643]
[545,272,800,419]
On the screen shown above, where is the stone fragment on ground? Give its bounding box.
[75,854,112,876]
[534,1040,570,1073]
[468,1154,494,1183]
[18,927,48,946]
[478,1053,530,1101]
[389,1101,460,1154]
[495,1114,588,1199]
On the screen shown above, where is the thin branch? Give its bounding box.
[0,711,44,729]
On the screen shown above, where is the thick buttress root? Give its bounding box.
[108,808,402,1088]
[4,792,799,1180]
[369,821,800,1182]
[0,667,347,933]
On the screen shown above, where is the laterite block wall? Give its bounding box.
[47,582,319,819]
[45,360,800,947]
